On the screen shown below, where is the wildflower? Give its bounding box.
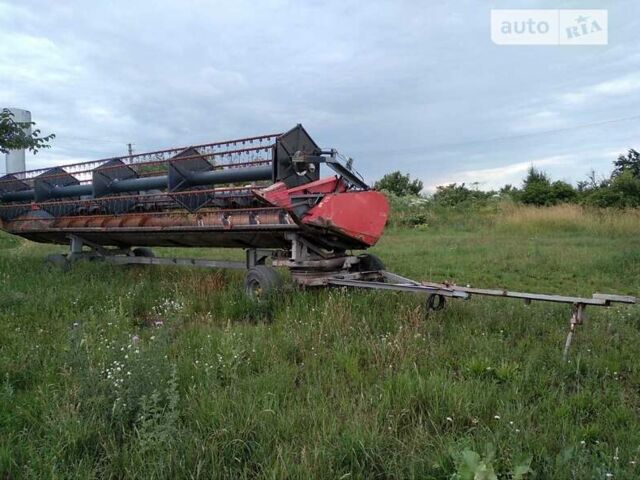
[446,417,453,423]
[494,415,501,420]
[132,335,140,344]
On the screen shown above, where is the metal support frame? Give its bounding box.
[563,303,586,360]
[105,256,246,269]
[56,234,635,359]
[416,280,634,359]
[328,276,468,298]
[67,234,130,262]
[246,249,271,268]
[285,233,335,262]
[65,234,248,270]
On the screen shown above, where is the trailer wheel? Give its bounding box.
[132,247,155,258]
[244,266,282,299]
[44,254,70,271]
[356,253,385,272]
[426,293,446,312]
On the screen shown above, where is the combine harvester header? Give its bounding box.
[0,124,634,357]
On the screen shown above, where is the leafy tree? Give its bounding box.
[520,167,553,205]
[583,170,640,208]
[374,171,423,196]
[579,150,640,207]
[0,109,55,155]
[499,184,520,200]
[613,149,640,179]
[550,180,577,203]
[431,183,496,206]
[499,184,517,194]
[519,167,577,206]
[432,183,471,206]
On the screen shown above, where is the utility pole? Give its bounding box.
[127,143,133,157]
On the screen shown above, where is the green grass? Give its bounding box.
[1,206,639,479]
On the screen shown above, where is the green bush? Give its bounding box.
[582,170,640,208]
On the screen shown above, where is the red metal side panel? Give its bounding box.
[302,191,388,246]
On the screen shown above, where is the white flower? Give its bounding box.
[493,415,500,420]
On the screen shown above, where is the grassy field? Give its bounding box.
[1,204,639,479]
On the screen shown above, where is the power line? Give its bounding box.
[54,134,127,145]
[350,113,640,155]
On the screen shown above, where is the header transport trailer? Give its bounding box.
[0,124,635,357]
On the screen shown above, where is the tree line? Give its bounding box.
[375,149,640,208]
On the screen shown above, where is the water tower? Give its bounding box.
[4,108,31,174]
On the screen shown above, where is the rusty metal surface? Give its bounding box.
[5,204,299,248]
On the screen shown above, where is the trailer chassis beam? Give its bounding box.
[53,235,636,359]
[325,273,635,360]
[63,234,248,270]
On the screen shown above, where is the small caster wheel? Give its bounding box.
[244,266,282,299]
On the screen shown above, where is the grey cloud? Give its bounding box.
[2,0,639,190]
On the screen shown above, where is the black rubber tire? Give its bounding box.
[356,253,385,272]
[132,247,155,258]
[426,294,446,312]
[43,253,70,271]
[244,266,282,299]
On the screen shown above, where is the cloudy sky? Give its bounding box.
[2,0,639,191]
